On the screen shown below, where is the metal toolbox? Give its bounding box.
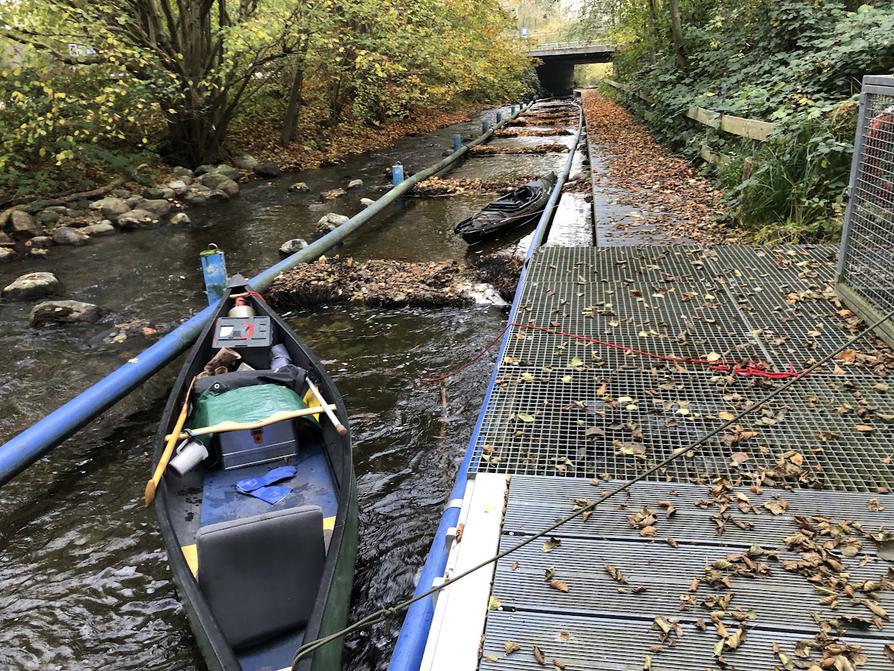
[218,420,297,470]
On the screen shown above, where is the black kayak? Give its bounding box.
[151,275,356,671]
[454,173,556,243]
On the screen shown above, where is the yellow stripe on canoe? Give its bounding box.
[181,516,335,577]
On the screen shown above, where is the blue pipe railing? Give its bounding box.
[387,99,583,671]
[0,101,531,487]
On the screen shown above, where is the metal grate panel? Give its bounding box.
[837,75,894,345]
[471,368,894,491]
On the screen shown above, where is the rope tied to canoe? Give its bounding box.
[420,320,809,383]
[293,307,894,669]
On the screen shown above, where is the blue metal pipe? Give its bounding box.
[0,100,531,488]
[387,100,581,671]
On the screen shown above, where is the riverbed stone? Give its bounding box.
[30,300,102,327]
[320,187,346,201]
[82,222,116,237]
[29,248,48,258]
[9,210,41,239]
[254,162,281,179]
[214,164,240,180]
[110,188,131,199]
[347,178,364,190]
[91,197,131,221]
[0,230,12,246]
[0,247,14,263]
[315,213,349,235]
[200,172,239,195]
[172,166,194,179]
[53,226,90,246]
[279,238,308,257]
[289,182,310,193]
[232,154,258,170]
[195,164,216,176]
[37,206,67,226]
[207,190,231,203]
[184,191,209,207]
[2,271,63,300]
[170,212,191,226]
[144,186,167,199]
[360,197,375,208]
[117,208,159,228]
[30,235,53,248]
[167,180,189,196]
[139,199,172,217]
[126,195,144,208]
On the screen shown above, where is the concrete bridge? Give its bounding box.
[526,41,615,95]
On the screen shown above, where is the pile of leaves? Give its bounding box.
[470,143,570,155]
[411,175,537,197]
[495,128,573,138]
[267,256,520,309]
[581,90,735,244]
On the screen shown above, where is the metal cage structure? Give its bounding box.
[836,74,894,344]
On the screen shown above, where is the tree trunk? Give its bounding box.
[669,0,688,71]
[280,40,310,147]
[646,0,660,64]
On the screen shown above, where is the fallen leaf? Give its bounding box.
[643,655,652,670]
[504,640,521,655]
[706,352,722,362]
[550,578,570,592]
[517,412,535,423]
[605,564,628,584]
[640,526,657,537]
[730,451,749,466]
[533,645,546,666]
[552,659,567,670]
[763,498,788,515]
[543,537,561,552]
[488,595,501,611]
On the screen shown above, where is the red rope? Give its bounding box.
[420,320,807,383]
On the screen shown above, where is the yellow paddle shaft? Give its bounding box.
[164,404,335,441]
[145,377,196,506]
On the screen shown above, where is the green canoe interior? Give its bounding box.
[153,290,354,671]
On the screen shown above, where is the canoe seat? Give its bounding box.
[196,505,325,649]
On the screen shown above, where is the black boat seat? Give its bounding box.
[196,505,325,649]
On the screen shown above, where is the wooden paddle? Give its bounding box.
[163,404,336,441]
[144,376,197,507]
[306,379,348,436]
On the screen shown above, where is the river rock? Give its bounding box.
[360,197,375,208]
[279,238,308,257]
[232,154,258,170]
[321,187,346,201]
[346,178,364,190]
[30,235,53,248]
[143,187,167,199]
[29,248,48,258]
[30,300,102,327]
[140,199,172,217]
[37,206,68,226]
[53,226,90,246]
[0,230,12,246]
[91,197,131,221]
[172,166,194,179]
[254,162,281,179]
[167,180,189,196]
[126,195,143,208]
[195,164,216,176]
[289,182,310,193]
[82,222,116,236]
[117,208,158,228]
[214,164,240,180]
[184,191,209,207]
[8,211,41,239]
[170,212,191,225]
[0,247,14,263]
[207,190,231,203]
[200,172,239,195]
[2,272,63,300]
[315,213,349,235]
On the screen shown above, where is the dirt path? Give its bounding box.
[582,90,738,245]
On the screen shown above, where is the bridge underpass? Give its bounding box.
[526,41,615,96]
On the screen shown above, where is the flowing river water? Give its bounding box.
[0,105,590,670]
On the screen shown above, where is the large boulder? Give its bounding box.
[139,199,172,217]
[90,197,131,222]
[279,238,308,257]
[117,208,159,228]
[200,172,239,196]
[53,226,90,246]
[253,162,281,179]
[30,300,102,327]
[2,271,63,300]
[82,222,116,237]
[8,211,41,239]
[232,154,258,170]
[214,164,240,180]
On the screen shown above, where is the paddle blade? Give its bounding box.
[143,479,157,507]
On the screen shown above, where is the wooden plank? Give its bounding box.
[720,113,775,141]
[699,142,729,166]
[685,105,721,129]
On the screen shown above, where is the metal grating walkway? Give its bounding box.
[471,245,894,492]
[463,245,894,671]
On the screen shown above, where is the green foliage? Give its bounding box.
[586,0,894,241]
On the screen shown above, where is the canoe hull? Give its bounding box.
[454,174,556,244]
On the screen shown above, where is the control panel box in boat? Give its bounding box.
[212,316,273,349]
[219,420,297,470]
